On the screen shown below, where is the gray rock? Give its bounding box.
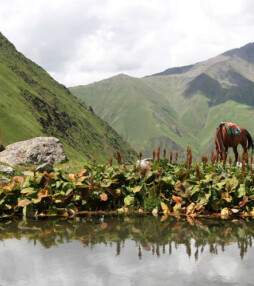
[0,164,14,174]
[173,125,181,137]
[36,162,54,173]
[0,137,67,166]
[88,106,94,113]
[136,158,152,167]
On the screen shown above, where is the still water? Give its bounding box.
[0,215,253,286]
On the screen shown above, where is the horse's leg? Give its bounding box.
[224,147,228,163]
[215,141,219,162]
[233,146,238,165]
[241,141,248,164]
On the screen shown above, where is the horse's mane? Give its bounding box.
[215,125,225,154]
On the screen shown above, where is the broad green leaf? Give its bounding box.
[3,185,14,191]
[18,199,32,207]
[11,176,25,186]
[186,203,195,215]
[56,181,63,189]
[100,181,112,188]
[38,189,50,198]
[162,176,174,184]
[65,188,73,196]
[152,207,158,216]
[68,174,76,182]
[225,177,238,192]
[133,186,142,193]
[124,195,134,206]
[32,197,41,204]
[2,204,11,210]
[173,204,181,212]
[23,204,35,217]
[221,192,233,203]
[204,174,214,182]
[161,202,170,215]
[221,207,229,216]
[190,185,200,196]
[76,168,87,178]
[217,181,226,190]
[199,193,210,204]
[250,208,254,216]
[237,184,246,198]
[21,187,35,195]
[172,195,183,205]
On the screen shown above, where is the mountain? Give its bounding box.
[0,32,137,163]
[70,43,254,158]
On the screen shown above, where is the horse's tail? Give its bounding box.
[215,124,225,154]
[246,129,254,152]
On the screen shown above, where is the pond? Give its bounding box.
[0,215,253,286]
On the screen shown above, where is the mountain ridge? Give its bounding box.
[0,32,137,163]
[70,42,254,158]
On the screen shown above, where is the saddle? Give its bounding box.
[221,122,241,135]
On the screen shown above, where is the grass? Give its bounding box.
[70,45,254,159]
[0,147,253,218]
[0,32,137,164]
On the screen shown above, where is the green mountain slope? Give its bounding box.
[0,32,137,163]
[70,43,254,157]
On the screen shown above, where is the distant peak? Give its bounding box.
[223,42,254,64]
[147,64,194,77]
[108,73,137,81]
[115,73,131,78]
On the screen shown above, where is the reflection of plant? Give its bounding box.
[0,216,253,260]
[0,157,253,217]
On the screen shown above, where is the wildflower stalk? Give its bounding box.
[169,150,173,164]
[157,146,160,162]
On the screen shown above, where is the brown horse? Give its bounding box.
[215,122,254,164]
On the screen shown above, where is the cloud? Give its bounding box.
[1,238,254,286]
[1,0,254,86]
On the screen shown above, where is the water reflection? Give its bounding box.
[0,215,253,260]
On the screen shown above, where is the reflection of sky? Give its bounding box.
[0,238,254,286]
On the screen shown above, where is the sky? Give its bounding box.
[1,235,254,286]
[1,0,254,86]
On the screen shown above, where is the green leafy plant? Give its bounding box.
[0,153,253,217]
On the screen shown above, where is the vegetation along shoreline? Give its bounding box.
[0,147,253,218]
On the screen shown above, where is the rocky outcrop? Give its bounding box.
[136,158,152,167]
[0,137,67,166]
[36,162,54,173]
[0,165,14,174]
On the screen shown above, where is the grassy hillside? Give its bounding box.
[71,74,198,157]
[70,43,254,158]
[0,32,137,163]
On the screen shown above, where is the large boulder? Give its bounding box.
[0,137,67,166]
